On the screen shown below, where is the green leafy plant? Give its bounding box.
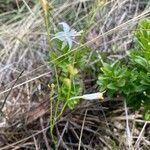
[98,19,150,120]
[49,22,86,108]
[47,22,85,143]
[40,0,83,142]
[40,0,105,145]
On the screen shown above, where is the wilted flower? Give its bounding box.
[70,92,105,101]
[52,22,82,50]
[81,92,104,100]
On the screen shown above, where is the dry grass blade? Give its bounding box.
[0,126,50,150]
[40,117,51,150]
[0,0,150,149]
[0,71,51,96]
[134,122,148,149]
[0,70,24,112]
[56,121,69,149]
[124,100,132,149]
[78,109,87,150]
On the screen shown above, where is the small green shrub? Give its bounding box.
[98,19,150,120]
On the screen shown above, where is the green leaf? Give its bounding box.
[144,110,150,121]
[107,83,118,90]
[134,85,146,92]
[117,79,126,87]
[101,63,112,75]
[134,56,148,68]
[97,19,150,119]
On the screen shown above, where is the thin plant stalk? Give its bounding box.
[56,85,71,120]
[53,65,60,123]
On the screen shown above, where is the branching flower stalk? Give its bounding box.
[48,83,55,142]
[41,0,107,143]
[40,0,51,44]
[46,20,83,141]
[40,0,56,141]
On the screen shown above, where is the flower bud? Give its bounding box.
[63,78,71,88]
[70,91,105,101]
[67,64,78,76]
[82,92,104,100]
[51,83,55,89]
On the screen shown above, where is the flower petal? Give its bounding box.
[52,32,66,41]
[69,92,105,101]
[66,36,73,50]
[68,29,77,37]
[59,22,70,32]
[82,92,104,100]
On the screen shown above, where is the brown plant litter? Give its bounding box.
[0,0,150,149]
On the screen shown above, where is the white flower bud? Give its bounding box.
[82,92,104,100]
[70,91,105,101]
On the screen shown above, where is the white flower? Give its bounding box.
[52,22,82,50]
[70,92,105,101]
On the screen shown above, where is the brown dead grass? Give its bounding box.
[0,0,150,149]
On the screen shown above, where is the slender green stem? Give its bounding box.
[49,93,54,141]
[56,83,71,120]
[53,65,60,121]
[42,5,54,140]
[55,100,68,121]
